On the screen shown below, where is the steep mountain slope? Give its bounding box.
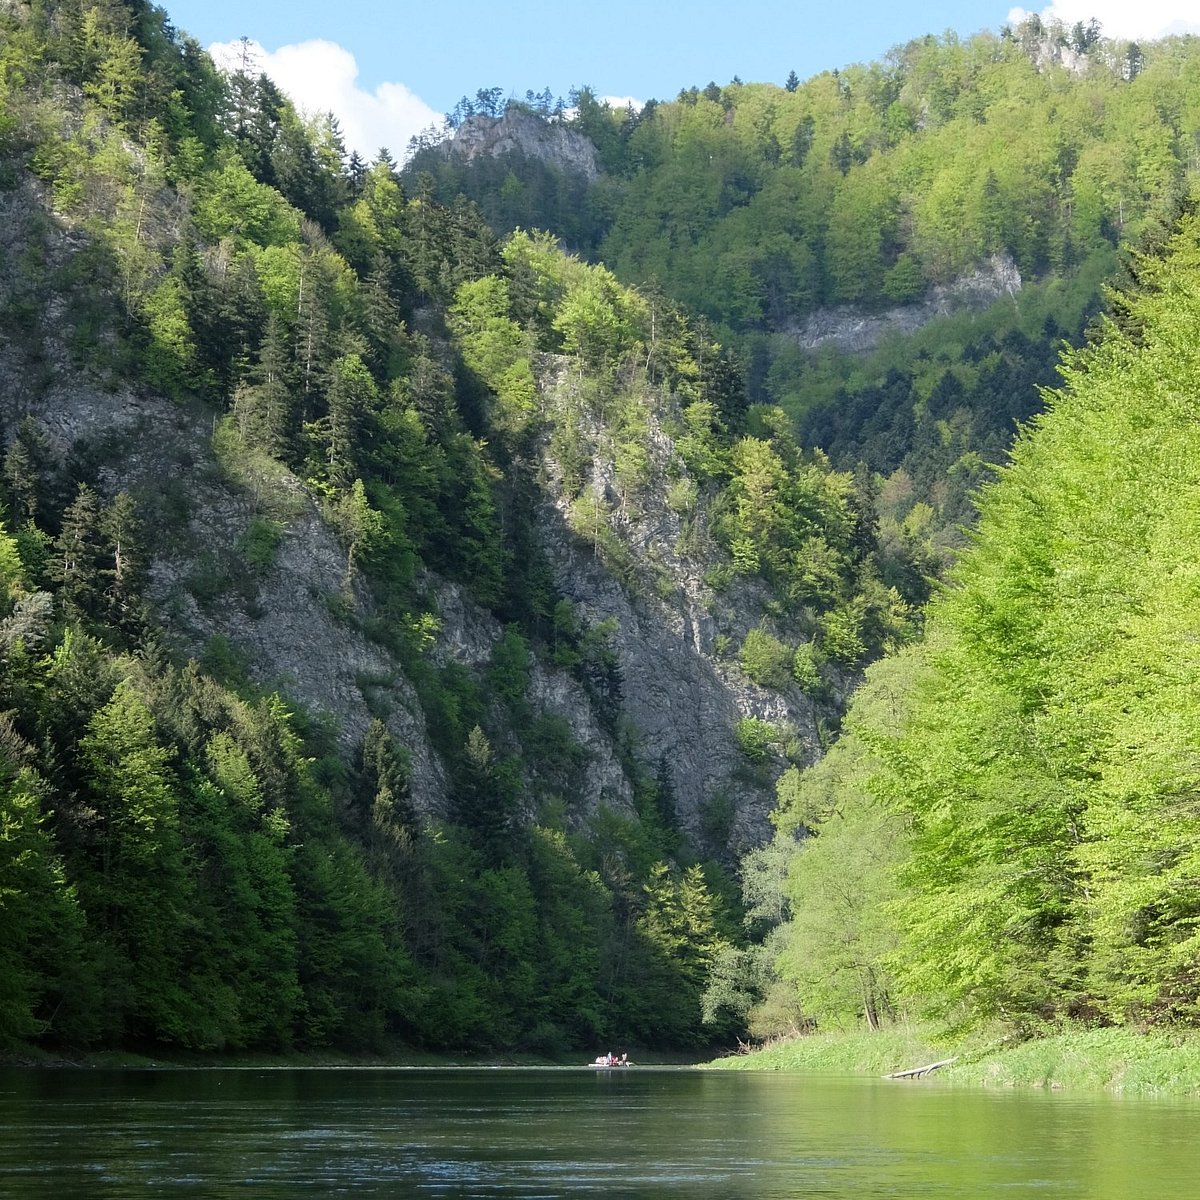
[410,20,1200,552]
[0,0,912,1054]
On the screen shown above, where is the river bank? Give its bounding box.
[705,1026,1200,1097]
[0,1042,702,1071]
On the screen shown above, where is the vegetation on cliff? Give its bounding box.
[6,0,1200,1066]
[0,0,917,1055]
[411,20,1200,550]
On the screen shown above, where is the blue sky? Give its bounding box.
[160,0,1200,158]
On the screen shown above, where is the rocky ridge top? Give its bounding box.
[448,110,602,180]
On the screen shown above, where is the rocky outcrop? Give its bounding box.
[0,180,459,808]
[1,173,810,856]
[448,110,602,180]
[425,574,636,823]
[789,253,1022,354]
[537,504,817,852]
[535,373,823,853]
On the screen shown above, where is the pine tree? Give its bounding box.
[100,491,145,634]
[233,314,294,458]
[2,418,49,524]
[323,353,378,489]
[359,719,416,845]
[50,484,105,619]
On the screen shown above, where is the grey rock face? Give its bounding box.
[425,573,636,824]
[0,181,451,812]
[790,253,1023,354]
[150,490,453,813]
[535,374,823,854]
[448,111,602,180]
[2,173,813,858]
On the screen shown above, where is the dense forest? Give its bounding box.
[0,0,919,1055]
[411,21,1200,549]
[747,194,1200,1036]
[4,0,1200,1060]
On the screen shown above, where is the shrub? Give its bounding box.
[791,642,824,695]
[736,716,778,762]
[239,517,284,572]
[739,627,793,689]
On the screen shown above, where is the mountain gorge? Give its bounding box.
[0,0,888,1055]
[412,22,1200,554]
[3,0,1200,1058]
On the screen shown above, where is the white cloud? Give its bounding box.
[1007,2,1200,41]
[600,95,644,113]
[208,38,441,162]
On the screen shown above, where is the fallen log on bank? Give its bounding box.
[884,1057,957,1079]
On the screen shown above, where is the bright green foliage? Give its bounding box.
[330,479,387,587]
[631,861,736,1043]
[772,196,1200,1035]
[409,25,1200,571]
[450,275,537,429]
[738,627,793,689]
[790,642,824,695]
[0,524,23,600]
[770,652,919,1028]
[819,600,867,666]
[735,716,779,762]
[194,152,302,248]
[713,422,857,616]
[553,264,642,375]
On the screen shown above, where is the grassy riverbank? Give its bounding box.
[706,1026,1200,1097]
[707,1028,947,1077]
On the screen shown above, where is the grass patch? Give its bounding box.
[704,1025,1200,1096]
[707,1027,947,1076]
[212,416,307,522]
[946,1027,1200,1096]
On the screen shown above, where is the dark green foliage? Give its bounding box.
[0,0,919,1058]
[2,418,51,523]
[357,718,416,844]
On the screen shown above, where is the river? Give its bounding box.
[1,1065,1195,1197]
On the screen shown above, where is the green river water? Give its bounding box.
[1,1065,1195,1197]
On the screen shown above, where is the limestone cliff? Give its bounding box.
[788,253,1023,355]
[1,175,812,856]
[531,365,825,853]
[446,110,602,180]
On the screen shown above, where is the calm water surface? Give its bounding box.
[1,1065,1196,1197]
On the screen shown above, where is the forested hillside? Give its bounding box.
[6,0,1200,1061]
[747,192,1200,1037]
[411,19,1200,551]
[0,0,937,1055]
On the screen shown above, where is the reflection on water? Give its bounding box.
[1,1065,1196,1197]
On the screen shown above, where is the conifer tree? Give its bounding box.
[50,484,105,620]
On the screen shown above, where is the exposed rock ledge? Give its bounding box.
[789,253,1022,355]
[448,110,602,180]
